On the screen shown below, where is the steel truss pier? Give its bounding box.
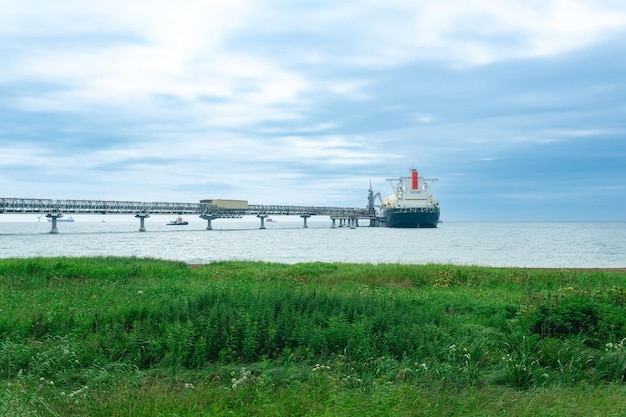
[1,197,376,233]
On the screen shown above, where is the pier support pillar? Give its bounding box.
[331,218,336,228]
[300,214,310,228]
[135,213,150,232]
[46,213,63,234]
[200,215,217,230]
[257,214,267,229]
[350,218,356,229]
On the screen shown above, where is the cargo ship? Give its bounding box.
[375,168,440,228]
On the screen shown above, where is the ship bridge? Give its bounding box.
[1,197,374,233]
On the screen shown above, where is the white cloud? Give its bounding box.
[273,136,387,165]
[343,0,626,66]
[0,144,51,167]
[548,129,611,137]
[414,113,437,123]
[4,0,625,116]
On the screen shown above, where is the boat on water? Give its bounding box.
[374,168,440,228]
[266,218,277,222]
[167,216,188,226]
[47,216,75,222]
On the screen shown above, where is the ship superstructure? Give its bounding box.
[378,168,440,228]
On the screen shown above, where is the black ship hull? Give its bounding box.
[381,207,440,228]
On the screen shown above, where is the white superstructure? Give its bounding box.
[380,168,438,209]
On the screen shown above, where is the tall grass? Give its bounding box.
[2,257,626,415]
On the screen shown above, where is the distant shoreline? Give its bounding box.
[187,263,626,272]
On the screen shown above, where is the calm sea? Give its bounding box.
[1,216,625,268]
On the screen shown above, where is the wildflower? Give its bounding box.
[69,386,88,398]
[312,364,330,372]
[231,367,254,390]
[137,290,144,295]
[184,383,194,389]
[605,338,626,351]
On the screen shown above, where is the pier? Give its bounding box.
[1,197,377,233]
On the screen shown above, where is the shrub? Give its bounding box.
[529,298,601,339]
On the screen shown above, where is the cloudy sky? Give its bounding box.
[1,0,625,221]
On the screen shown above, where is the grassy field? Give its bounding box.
[2,257,626,416]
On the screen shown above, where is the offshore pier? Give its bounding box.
[2,169,440,233]
[0,197,375,233]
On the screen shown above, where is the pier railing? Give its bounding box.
[1,198,368,218]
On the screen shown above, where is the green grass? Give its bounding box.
[2,257,626,416]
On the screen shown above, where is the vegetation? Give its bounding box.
[2,257,626,416]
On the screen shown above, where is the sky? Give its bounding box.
[1,0,625,222]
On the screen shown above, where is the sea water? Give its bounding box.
[0,216,624,268]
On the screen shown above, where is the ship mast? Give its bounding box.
[367,180,382,215]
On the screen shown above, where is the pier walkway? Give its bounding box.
[1,197,376,233]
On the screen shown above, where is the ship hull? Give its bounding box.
[381,208,440,228]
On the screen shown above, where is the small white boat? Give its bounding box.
[47,216,75,223]
[167,216,188,226]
